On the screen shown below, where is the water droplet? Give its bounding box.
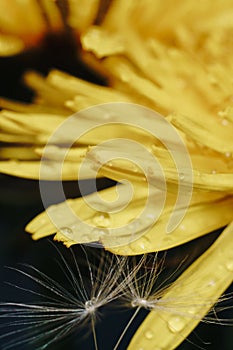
[60,227,73,239]
[130,236,151,252]
[225,152,232,158]
[91,228,109,238]
[179,172,185,180]
[221,118,228,126]
[92,212,111,227]
[207,279,216,287]
[226,261,233,271]
[218,110,227,118]
[144,330,154,339]
[145,213,156,225]
[179,224,186,231]
[188,307,197,315]
[167,316,185,333]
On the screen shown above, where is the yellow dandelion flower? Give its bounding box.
[0,0,233,349]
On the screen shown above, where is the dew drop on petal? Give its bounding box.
[221,118,229,126]
[144,330,154,339]
[188,306,198,315]
[179,172,185,180]
[207,279,216,287]
[225,260,233,271]
[103,112,116,121]
[92,212,111,227]
[130,236,151,252]
[225,152,232,158]
[60,227,74,239]
[179,224,186,231]
[167,316,185,333]
[91,228,108,238]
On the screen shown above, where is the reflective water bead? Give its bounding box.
[225,260,233,271]
[92,211,111,227]
[144,330,154,340]
[60,227,73,239]
[167,316,185,333]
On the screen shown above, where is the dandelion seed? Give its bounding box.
[113,251,233,349]
[0,244,127,350]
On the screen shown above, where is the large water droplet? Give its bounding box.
[226,260,233,271]
[92,212,111,227]
[167,316,185,333]
[60,227,73,239]
[144,330,154,339]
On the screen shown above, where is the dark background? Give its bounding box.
[0,38,232,350]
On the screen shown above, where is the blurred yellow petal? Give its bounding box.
[0,147,38,161]
[67,0,101,34]
[0,34,24,56]
[0,97,70,115]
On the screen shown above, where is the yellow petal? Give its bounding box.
[26,178,233,252]
[0,147,38,161]
[67,0,101,33]
[169,112,233,155]
[108,196,233,255]
[0,34,24,56]
[0,159,96,180]
[0,97,70,115]
[128,221,233,349]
